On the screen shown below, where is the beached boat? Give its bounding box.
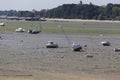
[28,29,41,34]
[46,41,58,48]
[28,18,42,34]
[113,48,120,52]
[101,41,110,46]
[15,28,25,32]
[58,25,82,51]
[0,22,5,26]
[72,43,82,51]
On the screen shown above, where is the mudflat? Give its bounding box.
[0,33,120,80]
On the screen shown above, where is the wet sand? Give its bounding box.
[0,32,120,80]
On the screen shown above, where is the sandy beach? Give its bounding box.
[46,18,120,23]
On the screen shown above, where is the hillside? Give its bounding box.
[42,3,120,20]
[0,3,120,20]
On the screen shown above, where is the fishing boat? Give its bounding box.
[28,15,42,34]
[46,41,58,48]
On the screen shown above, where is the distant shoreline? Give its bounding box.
[46,18,120,23]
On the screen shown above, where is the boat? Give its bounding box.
[28,29,41,34]
[15,28,25,32]
[72,43,82,51]
[28,15,42,34]
[101,41,110,46]
[113,48,120,52]
[46,41,58,48]
[28,22,42,34]
[58,25,82,51]
[0,22,5,26]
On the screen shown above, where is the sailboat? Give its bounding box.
[72,43,82,51]
[28,15,42,34]
[58,25,82,51]
[28,21,41,34]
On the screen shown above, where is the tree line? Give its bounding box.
[43,3,120,20]
[0,3,120,20]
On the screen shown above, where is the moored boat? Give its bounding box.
[46,41,58,48]
[72,43,82,51]
[28,29,41,34]
[101,41,110,46]
[15,28,25,32]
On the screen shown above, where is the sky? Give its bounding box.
[0,0,120,11]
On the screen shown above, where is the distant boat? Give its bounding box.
[28,19,42,34]
[28,29,41,34]
[0,22,5,26]
[58,25,82,51]
[72,43,82,51]
[113,48,120,52]
[46,41,58,48]
[101,41,110,46]
[15,28,25,32]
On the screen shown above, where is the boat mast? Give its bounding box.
[58,25,71,45]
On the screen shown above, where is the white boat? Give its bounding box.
[101,41,110,46]
[15,28,25,32]
[72,43,82,51]
[0,22,5,26]
[46,41,58,48]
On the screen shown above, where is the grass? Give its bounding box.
[1,20,120,35]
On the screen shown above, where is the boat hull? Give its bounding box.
[46,41,58,48]
[101,41,110,46]
[46,45,58,48]
[72,45,82,51]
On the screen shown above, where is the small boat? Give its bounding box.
[0,22,5,26]
[113,48,120,52]
[28,29,41,34]
[72,43,82,51]
[15,28,25,32]
[46,41,58,48]
[101,41,110,46]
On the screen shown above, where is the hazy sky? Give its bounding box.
[0,0,120,11]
